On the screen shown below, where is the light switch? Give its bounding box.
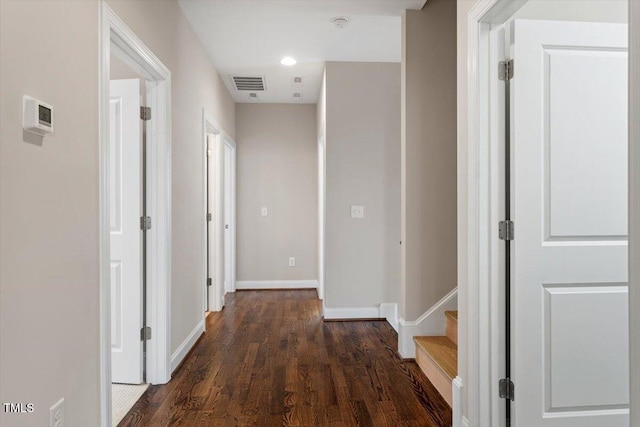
[351,205,364,219]
[261,207,268,217]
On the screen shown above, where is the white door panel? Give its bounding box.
[110,79,143,385]
[512,20,628,427]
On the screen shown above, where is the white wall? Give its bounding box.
[512,0,627,23]
[235,104,318,281]
[0,2,101,426]
[324,61,401,310]
[105,0,236,354]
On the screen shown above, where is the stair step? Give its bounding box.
[445,311,458,345]
[445,310,458,323]
[414,336,457,406]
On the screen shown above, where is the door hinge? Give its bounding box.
[140,106,151,121]
[499,220,514,241]
[499,378,515,401]
[140,326,152,341]
[140,216,152,231]
[207,212,212,222]
[499,59,514,81]
[207,277,212,287]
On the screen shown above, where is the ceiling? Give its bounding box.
[178,0,427,104]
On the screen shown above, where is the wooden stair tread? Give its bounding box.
[445,311,458,322]
[413,336,457,380]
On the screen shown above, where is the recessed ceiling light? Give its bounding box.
[281,56,297,66]
[331,17,350,29]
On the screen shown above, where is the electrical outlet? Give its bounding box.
[289,257,296,267]
[50,398,64,427]
[261,207,268,217]
[350,205,364,219]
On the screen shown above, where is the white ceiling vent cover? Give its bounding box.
[232,76,266,91]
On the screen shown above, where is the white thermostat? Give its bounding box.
[23,96,53,136]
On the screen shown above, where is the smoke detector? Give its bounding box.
[331,17,350,29]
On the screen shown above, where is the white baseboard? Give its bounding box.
[380,303,398,332]
[323,306,380,319]
[171,319,204,373]
[235,280,318,290]
[453,376,464,427]
[323,302,398,332]
[398,287,457,358]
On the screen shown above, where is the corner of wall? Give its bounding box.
[397,288,457,358]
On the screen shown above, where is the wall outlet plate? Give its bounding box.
[350,205,364,219]
[289,257,296,267]
[50,398,64,427]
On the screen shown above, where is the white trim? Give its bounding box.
[397,288,458,358]
[223,136,237,295]
[379,303,398,332]
[453,377,464,427]
[236,280,318,290]
[202,109,221,317]
[100,3,172,426]
[630,1,640,424]
[465,2,529,427]
[170,320,205,373]
[323,306,380,320]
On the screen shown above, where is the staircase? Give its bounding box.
[413,310,458,406]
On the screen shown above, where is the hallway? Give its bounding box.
[118,290,451,426]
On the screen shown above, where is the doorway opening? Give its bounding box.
[202,110,236,320]
[99,4,172,427]
[465,1,630,426]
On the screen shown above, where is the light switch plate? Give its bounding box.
[261,207,268,217]
[351,205,364,219]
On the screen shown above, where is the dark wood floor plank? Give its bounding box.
[118,290,451,427]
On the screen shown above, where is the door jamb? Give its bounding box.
[202,109,222,317]
[629,2,640,425]
[463,1,528,426]
[223,136,237,294]
[99,3,172,426]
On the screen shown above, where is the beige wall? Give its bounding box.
[0,2,101,426]
[401,0,457,321]
[324,62,401,309]
[105,0,236,354]
[1,1,236,425]
[236,104,318,281]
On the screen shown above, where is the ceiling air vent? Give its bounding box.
[232,76,266,91]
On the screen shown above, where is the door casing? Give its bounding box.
[99,4,172,426]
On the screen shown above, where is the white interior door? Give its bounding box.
[207,134,224,311]
[511,20,629,427]
[109,79,143,384]
[224,144,232,293]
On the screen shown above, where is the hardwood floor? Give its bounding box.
[119,290,452,427]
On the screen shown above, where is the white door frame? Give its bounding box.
[463,1,639,426]
[202,109,236,317]
[318,124,326,303]
[629,2,640,425]
[223,136,237,295]
[202,110,221,316]
[99,3,172,426]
